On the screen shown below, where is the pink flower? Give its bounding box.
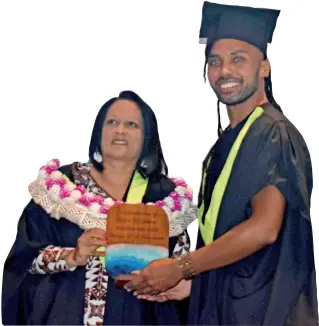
[114,200,123,205]
[92,195,104,205]
[52,159,60,167]
[45,178,55,189]
[175,180,187,188]
[59,189,70,199]
[45,165,57,174]
[184,191,193,200]
[79,195,91,207]
[75,185,86,195]
[56,178,67,187]
[100,205,109,214]
[170,191,180,200]
[156,200,165,207]
[173,200,182,211]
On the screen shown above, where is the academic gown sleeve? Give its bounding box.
[2,200,84,325]
[228,119,318,325]
[260,121,318,325]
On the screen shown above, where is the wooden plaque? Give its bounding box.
[107,203,169,246]
[105,203,169,278]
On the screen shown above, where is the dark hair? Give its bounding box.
[89,90,168,179]
[203,43,282,136]
[264,73,281,112]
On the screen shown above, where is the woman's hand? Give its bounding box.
[65,228,107,267]
[116,258,184,296]
[137,279,192,302]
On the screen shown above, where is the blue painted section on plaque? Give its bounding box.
[105,244,169,278]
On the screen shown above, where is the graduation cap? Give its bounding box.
[198,2,282,137]
[199,2,280,56]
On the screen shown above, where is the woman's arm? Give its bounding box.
[30,228,107,274]
[29,245,76,274]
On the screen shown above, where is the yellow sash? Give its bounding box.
[198,107,264,245]
[98,170,149,265]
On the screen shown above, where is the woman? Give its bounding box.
[2,91,197,325]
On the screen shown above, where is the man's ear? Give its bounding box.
[260,59,271,78]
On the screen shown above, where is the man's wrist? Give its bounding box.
[176,252,197,280]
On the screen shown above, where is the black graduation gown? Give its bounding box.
[188,103,318,325]
[2,166,189,325]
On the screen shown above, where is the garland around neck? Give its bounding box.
[28,159,198,237]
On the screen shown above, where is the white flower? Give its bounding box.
[175,186,186,196]
[171,210,183,221]
[179,198,190,213]
[162,205,171,216]
[38,169,48,179]
[63,196,76,203]
[38,179,46,187]
[85,192,95,199]
[104,198,114,206]
[164,197,174,209]
[146,202,155,205]
[186,186,193,194]
[50,184,61,193]
[70,190,82,200]
[64,183,76,192]
[48,185,61,201]
[89,203,102,213]
[47,160,57,166]
[50,171,63,180]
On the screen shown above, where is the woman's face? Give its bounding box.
[101,99,143,163]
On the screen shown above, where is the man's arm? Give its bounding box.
[190,185,286,274]
[117,185,286,295]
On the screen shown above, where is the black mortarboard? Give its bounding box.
[199,2,280,56]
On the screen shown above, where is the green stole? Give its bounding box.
[198,107,264,245]
[98,170,149,266]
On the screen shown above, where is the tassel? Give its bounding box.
[217,100,223,137]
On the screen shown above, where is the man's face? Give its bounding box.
[207,39,268,105]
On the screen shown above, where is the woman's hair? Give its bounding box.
[88,90,168,179]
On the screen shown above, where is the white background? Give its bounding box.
[0,0,318,321]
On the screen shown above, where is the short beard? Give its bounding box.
[219,86,257,106]
[212,72,259,106]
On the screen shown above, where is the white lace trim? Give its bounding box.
[28,179,197,237]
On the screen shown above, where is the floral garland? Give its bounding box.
[37,159,194,218]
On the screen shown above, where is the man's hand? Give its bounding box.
[115,258,184,296]
[137,279,192,302]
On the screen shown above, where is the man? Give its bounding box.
[116,2,318,325]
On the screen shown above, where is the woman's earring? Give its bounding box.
[139,156,157,177]
[93,150,103,163]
